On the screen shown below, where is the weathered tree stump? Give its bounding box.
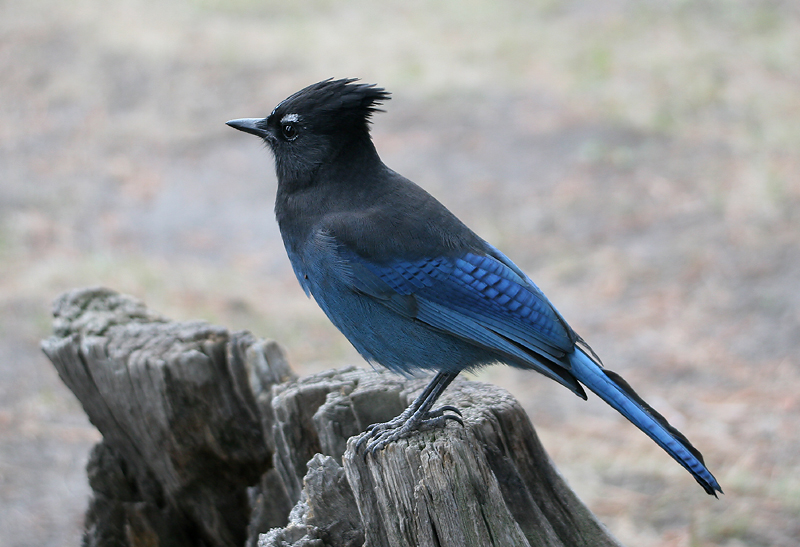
[42,288,623,547]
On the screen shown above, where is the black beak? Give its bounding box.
[226,118,269,138]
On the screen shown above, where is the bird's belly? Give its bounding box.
[306,276,498,375]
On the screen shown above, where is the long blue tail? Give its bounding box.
[569,349,722,496]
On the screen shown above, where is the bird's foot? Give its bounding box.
[355,404,463,457]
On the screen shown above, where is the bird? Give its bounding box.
[227,78,722,496]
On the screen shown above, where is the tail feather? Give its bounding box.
[569,349,722,496]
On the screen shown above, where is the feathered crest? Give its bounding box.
[270,78,391,134]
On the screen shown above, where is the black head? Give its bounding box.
[227,78,390,186]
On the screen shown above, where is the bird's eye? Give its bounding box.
[282,123,298,141]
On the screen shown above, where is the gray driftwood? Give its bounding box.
[42,287,623,547]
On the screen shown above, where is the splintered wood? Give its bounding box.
[42,287,623,547]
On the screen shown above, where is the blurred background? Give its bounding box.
[2,0,799,545]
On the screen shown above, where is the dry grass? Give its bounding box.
[1,0,799,545]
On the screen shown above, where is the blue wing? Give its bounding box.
[323,239,586,395]
[370,252,576,356]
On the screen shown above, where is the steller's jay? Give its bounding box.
[227,78,721,496]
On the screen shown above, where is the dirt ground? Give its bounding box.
[1,0,799,546]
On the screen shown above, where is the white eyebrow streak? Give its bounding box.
[281,113,301,124]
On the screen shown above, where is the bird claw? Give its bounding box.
[426,405,462,418]
[354,407,413,453]
[355,404,464,458]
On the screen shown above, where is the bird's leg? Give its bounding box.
[355,371,463,455]
[361,372,443,433]
[354,375,445,453]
